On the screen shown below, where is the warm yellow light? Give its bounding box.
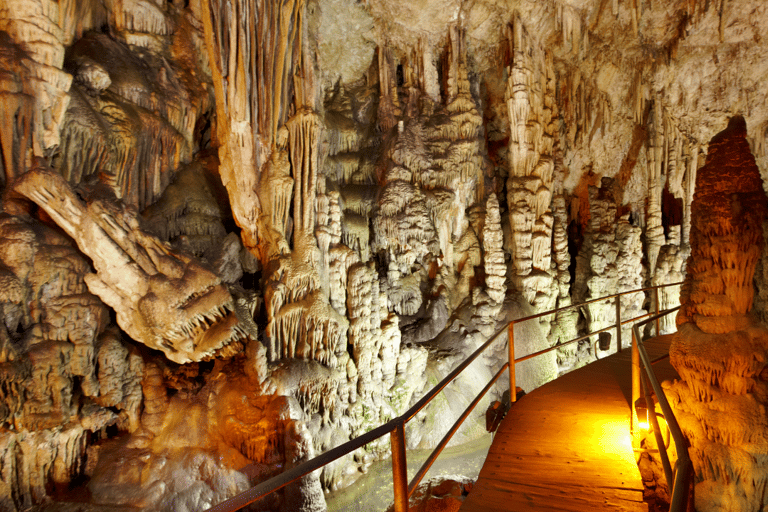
[594,418,636,466]
[637,421,649,430]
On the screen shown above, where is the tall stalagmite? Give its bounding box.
[669,116,768,512]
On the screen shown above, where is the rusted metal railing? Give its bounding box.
[204,281,683,512]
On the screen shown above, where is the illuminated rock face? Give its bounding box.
[678,116,768,334]
[0,215,142,508]
[3,0,768,510]
[668,117,768,512]
[14,167,249,365]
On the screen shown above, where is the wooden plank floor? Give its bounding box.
[460,336,677,512]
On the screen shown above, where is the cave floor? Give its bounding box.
[460,336,677,512]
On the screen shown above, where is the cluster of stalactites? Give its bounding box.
[0,0,86,182]
[198,0,309,253]
[504,15,558,312]
[371,27,489,317]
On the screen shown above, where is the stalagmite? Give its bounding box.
[615,214,646,347]
[645,100,665,279]
[550,193,579,366]
[505,16,557,313]
[483,194,506,305]
[652,226,688,334]
[668,117,768,512]
[574,178,620,357]
[678,116,767,333]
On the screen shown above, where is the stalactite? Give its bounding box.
[288,109,322,241]
[0,0,75,182]
[198,0,306,252]
[505,15,557,312]
[377,45,399,132]
[683,144,700,246]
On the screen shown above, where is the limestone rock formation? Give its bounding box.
[678,116,768,334]
[668,117,768,512]
[14,167,249,365]
[0,214,143,511]
[4,0,768,510]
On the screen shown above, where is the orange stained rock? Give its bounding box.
[678,116,768,334]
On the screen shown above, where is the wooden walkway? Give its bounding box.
[460,337,677,512]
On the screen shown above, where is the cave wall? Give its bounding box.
[1,0,768,510]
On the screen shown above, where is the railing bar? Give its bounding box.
[390,421,408,512]
[633,308,691,512]
[620,311,655,326]
[495,282,684,328]
[514,324,617,364]
[407,362,510,497]
[482,283,683,346]
[204,421,395,512]
[403,329,507,422]
[651,353,670,364]
[641,371,675,488]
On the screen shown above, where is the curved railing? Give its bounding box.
[632,308,692,512]
[204,281,684,512]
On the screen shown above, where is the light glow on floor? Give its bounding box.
[593,417,637,467]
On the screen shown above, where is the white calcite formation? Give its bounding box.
[550,193,579,368]
[615,214,646,348]
[0,214,142,510]
[574,178,620,358]
[505,15,557,314]
[5,0,768,511]
[652,226,689,335]
[14,167,249,365]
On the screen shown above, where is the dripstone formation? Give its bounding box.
[1,1,768,511]
[667,117,768,512]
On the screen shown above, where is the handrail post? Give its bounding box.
[508,321,517,403]
[391,421,408,512]
[654,286,661,336]
[631,328,640,432]
[615,294,622,352]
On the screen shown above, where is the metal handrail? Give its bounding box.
[632,308,692,512]
[204,281,683,512]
